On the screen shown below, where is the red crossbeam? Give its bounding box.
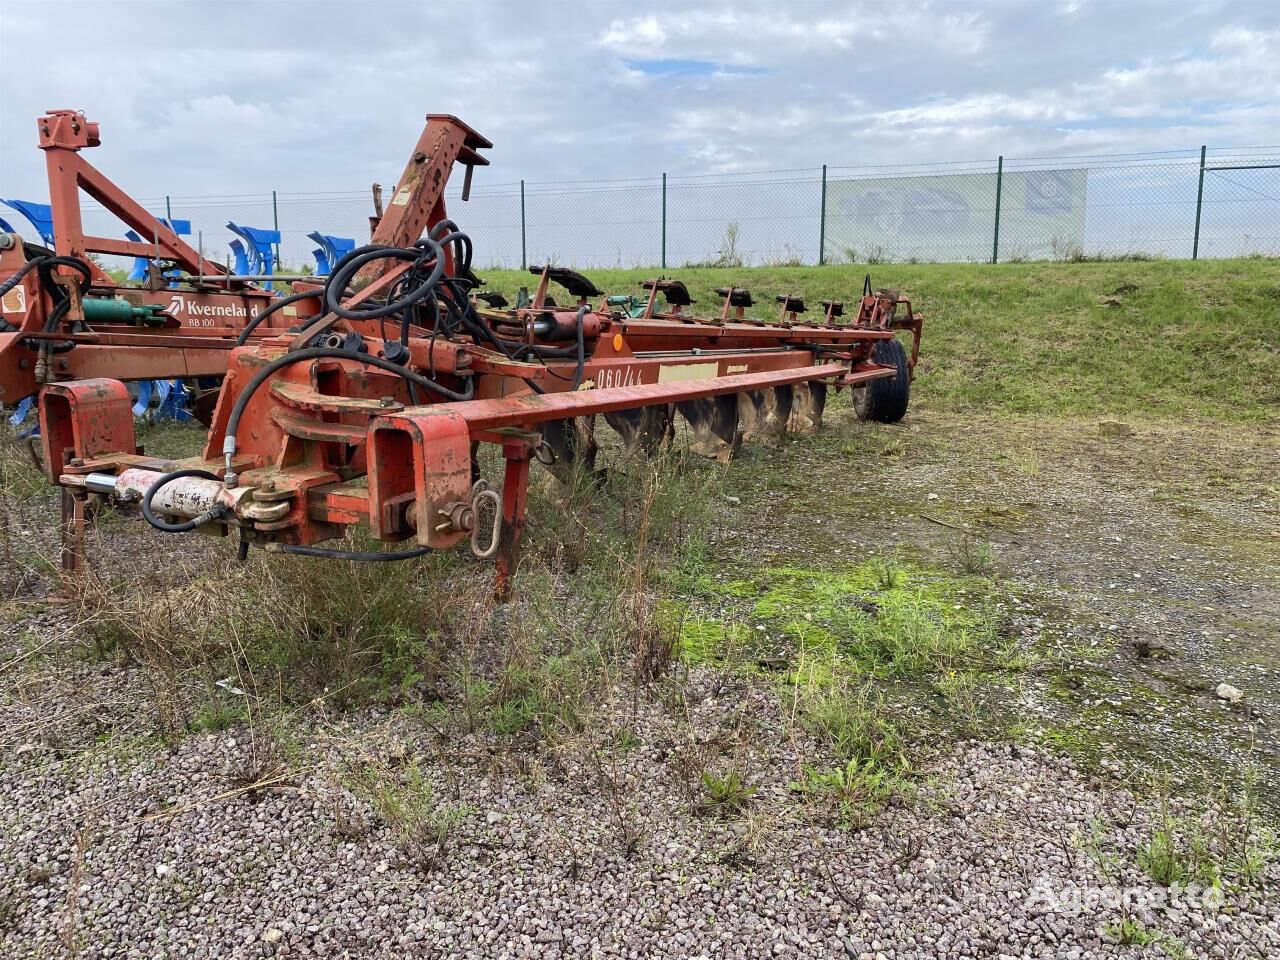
[439,362,879,432]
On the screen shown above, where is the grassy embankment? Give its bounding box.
[477,259,1278,423]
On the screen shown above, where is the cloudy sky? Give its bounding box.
[0,0,1277,202]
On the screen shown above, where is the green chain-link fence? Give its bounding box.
[56,145,1280,273]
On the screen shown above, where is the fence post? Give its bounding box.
[520,180,527,271]
[661,172,667,270]
[991,156,1003,264]
[1192,144,1207,260]
[818,164,828,266]
[271,189,280,268]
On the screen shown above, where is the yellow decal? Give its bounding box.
[658,362,718,384]
[2,286,26,314]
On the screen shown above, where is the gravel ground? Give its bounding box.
[3,673,1276,959]
[1,408,1277,957]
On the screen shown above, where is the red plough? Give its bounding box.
[16,111,923,594]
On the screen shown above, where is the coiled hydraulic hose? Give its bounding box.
[429,219,473,277]
[1,250,92,343]
[24,255,93,350]
[37,256,93,330]
[0,254,44,299]
[323,240,445,321]
[217,232,476,482]
[141,468,226,533]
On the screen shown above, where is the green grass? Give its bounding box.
[788,757,900,829]
[83,531,460,712]
[1104,917,1158,947]
[477,260,1280,422]
[681,561,1013,682]
[698,769,757,815]
[135,420,208,460]
[673,559,1024,780]
[347,759,472,869]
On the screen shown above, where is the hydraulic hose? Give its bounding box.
[323,240,445,321]
[219,235,480,481]
[429,220,473,276]
[216,226,551,485]
[235,289,324,345]
[492,337,579,359]
[45,255,93,283]
[0,255,43,299]
[1,249,91,304]
[142,468,226,533]
[7,252,94,347]
[572,304,587,389]
[265,543,434,561]
[432,231,473,276]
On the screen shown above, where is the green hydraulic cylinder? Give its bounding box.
[82,298,170,326]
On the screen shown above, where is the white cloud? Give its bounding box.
[864,25,1280,140]
[596,5,987,59]
[0,0,1275,201]
[600,15,666,47]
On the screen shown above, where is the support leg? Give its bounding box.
[495,437,533,600]
[59,487,88,585]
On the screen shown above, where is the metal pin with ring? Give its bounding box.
[533,439,557,465]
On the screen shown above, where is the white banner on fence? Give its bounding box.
[823,169,1087,262]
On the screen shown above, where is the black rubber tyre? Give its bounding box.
[853,336,910,424]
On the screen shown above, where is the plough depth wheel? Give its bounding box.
[853,337,911,424]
